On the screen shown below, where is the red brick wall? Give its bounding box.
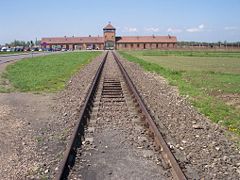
[104,31,115,42]
[112,42,178,50]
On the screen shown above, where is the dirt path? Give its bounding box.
[0,93,58,179]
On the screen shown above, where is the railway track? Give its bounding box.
[56,51,187,180]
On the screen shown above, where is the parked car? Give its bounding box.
[24,47,31,52]
[1,47,7,52]
[31,47,39,51]
[15,46,24,51]
[43,48,53,52]
[10,48,15,52]
[86,47,92,50]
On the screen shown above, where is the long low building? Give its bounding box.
[41,23,177,50]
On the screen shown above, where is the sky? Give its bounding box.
[0,0,240,44]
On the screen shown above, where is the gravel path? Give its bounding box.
[117,52,240,179]
[69,52,171,180]
[0,93,57,179]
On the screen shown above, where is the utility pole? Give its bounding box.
[30,40,34,58]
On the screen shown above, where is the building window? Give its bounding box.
[125,44,127,48]
[156,44,158,48]
[137,44,140,48]
[131,44,133,48]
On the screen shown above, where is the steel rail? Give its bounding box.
[112,51,187,180]
[55,51,108,180]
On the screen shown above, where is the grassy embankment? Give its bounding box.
[120,50,240,136]
[0,52,101,92]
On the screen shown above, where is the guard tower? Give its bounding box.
[103,22,116,50]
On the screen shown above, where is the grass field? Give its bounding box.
[120,50,240,136]
[0,51,101,92]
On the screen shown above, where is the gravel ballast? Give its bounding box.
[51,53,105,177]
[68,52,172,179]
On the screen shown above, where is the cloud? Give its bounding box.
[144,27,160,32]
[224,26,238,31]
[167,28,182,33]
[198,24,204,29]
[123,27,138,32]
[186,24,205,32]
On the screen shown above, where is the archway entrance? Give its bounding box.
[105,41,115,50]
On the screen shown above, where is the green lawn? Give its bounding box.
[0,52,101,92]
[120,50,240,136]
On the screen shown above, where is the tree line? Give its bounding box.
[177,41,240,48]
[4,39,41,47]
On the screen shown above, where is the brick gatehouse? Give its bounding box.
[41,23,177,50]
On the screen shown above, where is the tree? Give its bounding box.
[35,40,41,46]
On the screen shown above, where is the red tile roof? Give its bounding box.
[103,23,116,30]
[41,36,104,44]
[116,36,177,43]
[41,35,177,45]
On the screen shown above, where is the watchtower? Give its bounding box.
[103,22,116,50]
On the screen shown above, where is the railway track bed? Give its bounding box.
[56,51,189,179]
[68,53,172,179]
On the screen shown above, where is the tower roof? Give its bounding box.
[103,23,116,30]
